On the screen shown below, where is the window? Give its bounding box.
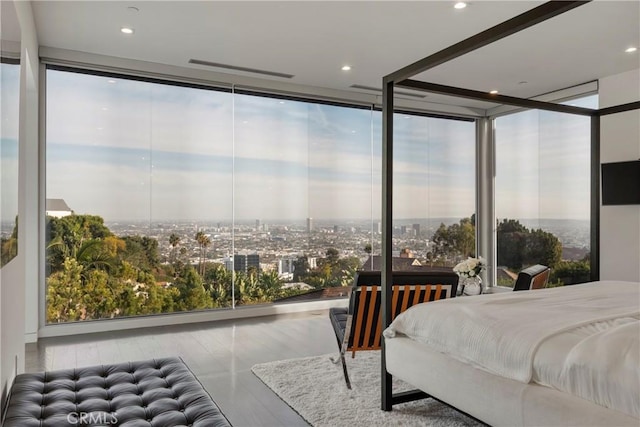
[44,67,478,324]
[495,95,597,286]
[1,59,20,267]
[375,112,477,270]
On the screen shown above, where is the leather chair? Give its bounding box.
[329,270,458,388]
[513,264,551,291]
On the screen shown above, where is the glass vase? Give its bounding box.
[460,276,483,296]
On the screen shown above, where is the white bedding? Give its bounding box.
[383,281,640,417]
[534,316,640,418]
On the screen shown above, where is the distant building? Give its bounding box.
[278,257,296,276]
[281,282,313,291]
[399,248,414,258]
[234,254,260,273]
[224,257,233,272]
[306,217,313,233]
[412,223,421,236]
[46,198,73,218]
[361,255,451,272]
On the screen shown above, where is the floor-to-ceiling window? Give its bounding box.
[0,59,20,267]
[44,66,477,323]
[375,112,477,270]
[495,95,597,286]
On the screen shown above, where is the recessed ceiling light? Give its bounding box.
[625,47,637,53]
[341,65,352,71]
[121,27,134,35]
[489,90,499,94]
[454,2,467,9]
[107,79,116,84]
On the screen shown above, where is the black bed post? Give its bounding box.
[590,114,600,281]
[381,77,394,412]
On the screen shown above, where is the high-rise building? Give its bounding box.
[255,219,261,230]
[413,223,420,236]
[234,254,260,273]
[307,217,313,233]
[247,254,260,271]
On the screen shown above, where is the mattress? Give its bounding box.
[383,281,640,422]
[385,336,640,427]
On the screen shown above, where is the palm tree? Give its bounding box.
[201,235,211,276]
[194,231,211,276]
[169,233,180,264]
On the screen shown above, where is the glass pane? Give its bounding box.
[46,70,153,323]
[149,84,233,310]
[495,95,596,287]
[392,114,476,271]
[1,60,20,267]
[308,105,374,287]
[233,95,310,305]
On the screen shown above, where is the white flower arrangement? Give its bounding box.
[453,257,486,278]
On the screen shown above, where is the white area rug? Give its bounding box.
[251,352,483,427]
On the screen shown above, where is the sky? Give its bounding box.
[42,69,594,223]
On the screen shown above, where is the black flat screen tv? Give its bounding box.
[601,160,640,205]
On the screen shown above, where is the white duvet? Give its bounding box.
[383,281,640,417]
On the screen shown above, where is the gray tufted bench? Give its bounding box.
[2,357,231,427]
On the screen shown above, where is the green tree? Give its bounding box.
[525,228,562,269]
[496,219,562,270]
[173,266,212,311]
[46,258,85,322]
[120,235,160,273]
[46,214,113,273]
[431,217,476,263]
[1,215,18,266]
[550,260,590,285]
[292,256,310,281]
[496,219,527,269]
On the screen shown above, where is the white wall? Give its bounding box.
[599,68,640,282]
[1,0,38,413]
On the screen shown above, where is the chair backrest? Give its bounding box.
[345,270,458,355]
[513,264,551,291]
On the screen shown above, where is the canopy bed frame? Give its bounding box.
[380,0,640,424]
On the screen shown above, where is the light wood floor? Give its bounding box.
[25,310,338,427]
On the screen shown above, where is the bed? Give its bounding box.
[382,281,640,426]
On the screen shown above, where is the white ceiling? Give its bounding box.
[1,1,21,45]
[27,1,640,110]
